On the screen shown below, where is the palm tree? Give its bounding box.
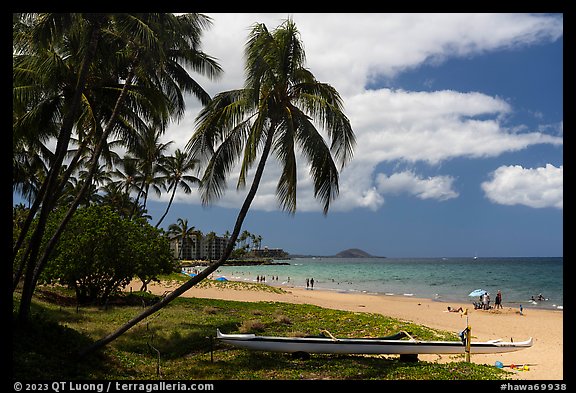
[59,164,112,208]
[13,13,103,251]
[111,156,140,197]
[13,13,111,320]
[255,235,263,250]
[192,228,204,260]
[80,18,355,355]
[127,125,173,217]
[14,13,222,323]
[238,230,251,250]
[154,149,200,228]
[205,231,217,261]
[167,218,196,260]
[223,230,232,251]
[98,182,139,218]
[13,146,51,209]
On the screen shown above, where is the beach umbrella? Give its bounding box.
[468,289,487,297]
[215,276,228,282]
[181,270,197,277]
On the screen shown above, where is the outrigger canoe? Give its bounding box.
[216,329,532,355]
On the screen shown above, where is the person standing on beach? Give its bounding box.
[495,290,503,309]
[310,278,315,290]
[306,278,309,289]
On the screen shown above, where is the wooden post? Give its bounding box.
[465,325,471,362]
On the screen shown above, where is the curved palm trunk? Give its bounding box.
[12,180,46,269]
[13,133,92,291]
[36,76,132,269]
[154,182,177,228]
[27,72,135,291]
[130,179,148,219]
[79,126,276,356]
[17,19,105,322]
[179,236,184,260]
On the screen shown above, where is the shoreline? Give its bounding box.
[207,258,564,312]
[194,276,565,312]
[132,278,564,381]
[269,282,564,312]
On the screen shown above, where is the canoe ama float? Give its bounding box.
[216,329,533,355]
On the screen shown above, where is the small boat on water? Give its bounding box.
[216,329,532,355]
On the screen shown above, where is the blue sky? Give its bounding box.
[143,13,563,257]
[15,13,563,258]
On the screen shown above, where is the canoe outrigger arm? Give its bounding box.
[319,329,416,342]
[401,330,416,341]
[319,330,338,341]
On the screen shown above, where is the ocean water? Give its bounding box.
[211,257,563,310]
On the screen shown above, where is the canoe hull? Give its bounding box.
[216,329,533,355]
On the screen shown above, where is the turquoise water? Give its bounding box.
[211,257,563,310]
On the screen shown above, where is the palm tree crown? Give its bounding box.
[154,149,200,228]
[187,18,355,214]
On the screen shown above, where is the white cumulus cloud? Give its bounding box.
[376,171,459,201]
[481,164,563,209]
[157,13,563,213]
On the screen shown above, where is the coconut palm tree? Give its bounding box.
[126,125,173,217]
[13,13,111,320]
[167,218,197,260]
[111,156,140,197]
[205,231,217,261]
[14,13,222,323]
[185,17,355,261]
[79,18,355,355]
[154,149,201,228]
[238,230,251,250]
[59,163,112,208]
[255,234,263,250]
[98,182,140,218]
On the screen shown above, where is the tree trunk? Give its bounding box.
[154,183,176,228]
[78,127,276,357]
[18,69,136,326]
[17,18,104,323]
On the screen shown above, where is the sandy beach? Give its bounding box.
[135,279,564,380]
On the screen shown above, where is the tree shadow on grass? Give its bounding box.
[195,350,420,380]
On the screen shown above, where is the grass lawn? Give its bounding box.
[12,278,511,381]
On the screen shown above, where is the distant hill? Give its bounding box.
[287,248,385,259]
[335,248,375,258]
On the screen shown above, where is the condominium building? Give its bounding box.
[169,234,230,261]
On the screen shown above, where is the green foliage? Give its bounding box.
[12,203,29,244]
[40,205,175,304]
[12,13,222,324]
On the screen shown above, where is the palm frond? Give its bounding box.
[273,116,298,213]
[238,112,268,189]
[199,125,246,205]
[293,81,356,168]
[187,89,253,167]
[294,113,340,214]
